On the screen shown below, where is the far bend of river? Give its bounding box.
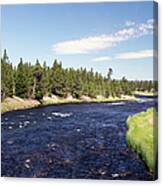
[1,99,157,180]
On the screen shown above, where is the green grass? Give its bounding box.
[126,108,158,172]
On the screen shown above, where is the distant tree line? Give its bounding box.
[1,49,157,101]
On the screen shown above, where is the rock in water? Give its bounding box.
[24,159,31,169]
[111,173,119,178]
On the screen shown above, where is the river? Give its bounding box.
[1,99,157,180]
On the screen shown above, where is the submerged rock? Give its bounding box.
[48,158,53,164]
[24,163,30,169]
[25,159,31,163]
[51,112,72,118]
[24,159,31,169]
[7,140,14,145]
[64,159,73,165]
[98,168,107,175]
[19,125,23,128]
[111,173,119,178]
[119,171,132,177]
[47,116,52,120]
[76,128,81,132]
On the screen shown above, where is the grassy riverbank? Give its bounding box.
[1,97,40,113]
[1,95,138,113]
[133,91,158,96]
[126,108,158,172]
[42,96,138,106]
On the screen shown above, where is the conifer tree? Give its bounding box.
[15,58,29,98]
[1,50,14,99]
[33,59,44,100]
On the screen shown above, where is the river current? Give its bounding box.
[1,99,157,180]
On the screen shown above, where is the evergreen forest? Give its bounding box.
[1,49,157,101]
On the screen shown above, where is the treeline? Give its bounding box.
[1,49,157,101]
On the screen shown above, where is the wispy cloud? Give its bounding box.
[115,50,154,60]
[92,56,112,62]
[52,18,154,55]
[93,49,154,62]
[53,35,115,54]
[125,20,135,27]
[138,19,154,36]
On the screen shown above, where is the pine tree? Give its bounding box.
[107,68,113,82]
[42,61,50,96]
[33,59,44,100]
[15,58,29,98]
[1,49,14,99]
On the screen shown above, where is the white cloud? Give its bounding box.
[92,56,112,62]
[93,49,155,61]
[125,20,135,27]
[115,50,154,60]
[53,35,116,54]
[147,18,154,24]
[52,18,155,55]
[137,18,154,36]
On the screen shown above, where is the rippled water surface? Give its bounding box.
[1,100,157,180]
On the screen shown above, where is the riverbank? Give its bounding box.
[126,108,158,173]
[42,95,138,106]
[133,91,158,97]
[1,97,41,113]
[1,95,138,113]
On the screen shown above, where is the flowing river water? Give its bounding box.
[1,99,157,180]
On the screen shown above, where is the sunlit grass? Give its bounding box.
[1,97,40,113]
[126,108,158,172]
[1,95,138,113]
[42,96,138,106]
[133,91,158,96]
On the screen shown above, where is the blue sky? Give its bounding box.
[2,1,157,80]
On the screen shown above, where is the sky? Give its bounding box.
[1,1,157,80]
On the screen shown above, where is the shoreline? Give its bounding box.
[1,97,41,114]
[133,91,158,97]
[1,95,139,114]
[2,91,157,113]
[126,108,158,173]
